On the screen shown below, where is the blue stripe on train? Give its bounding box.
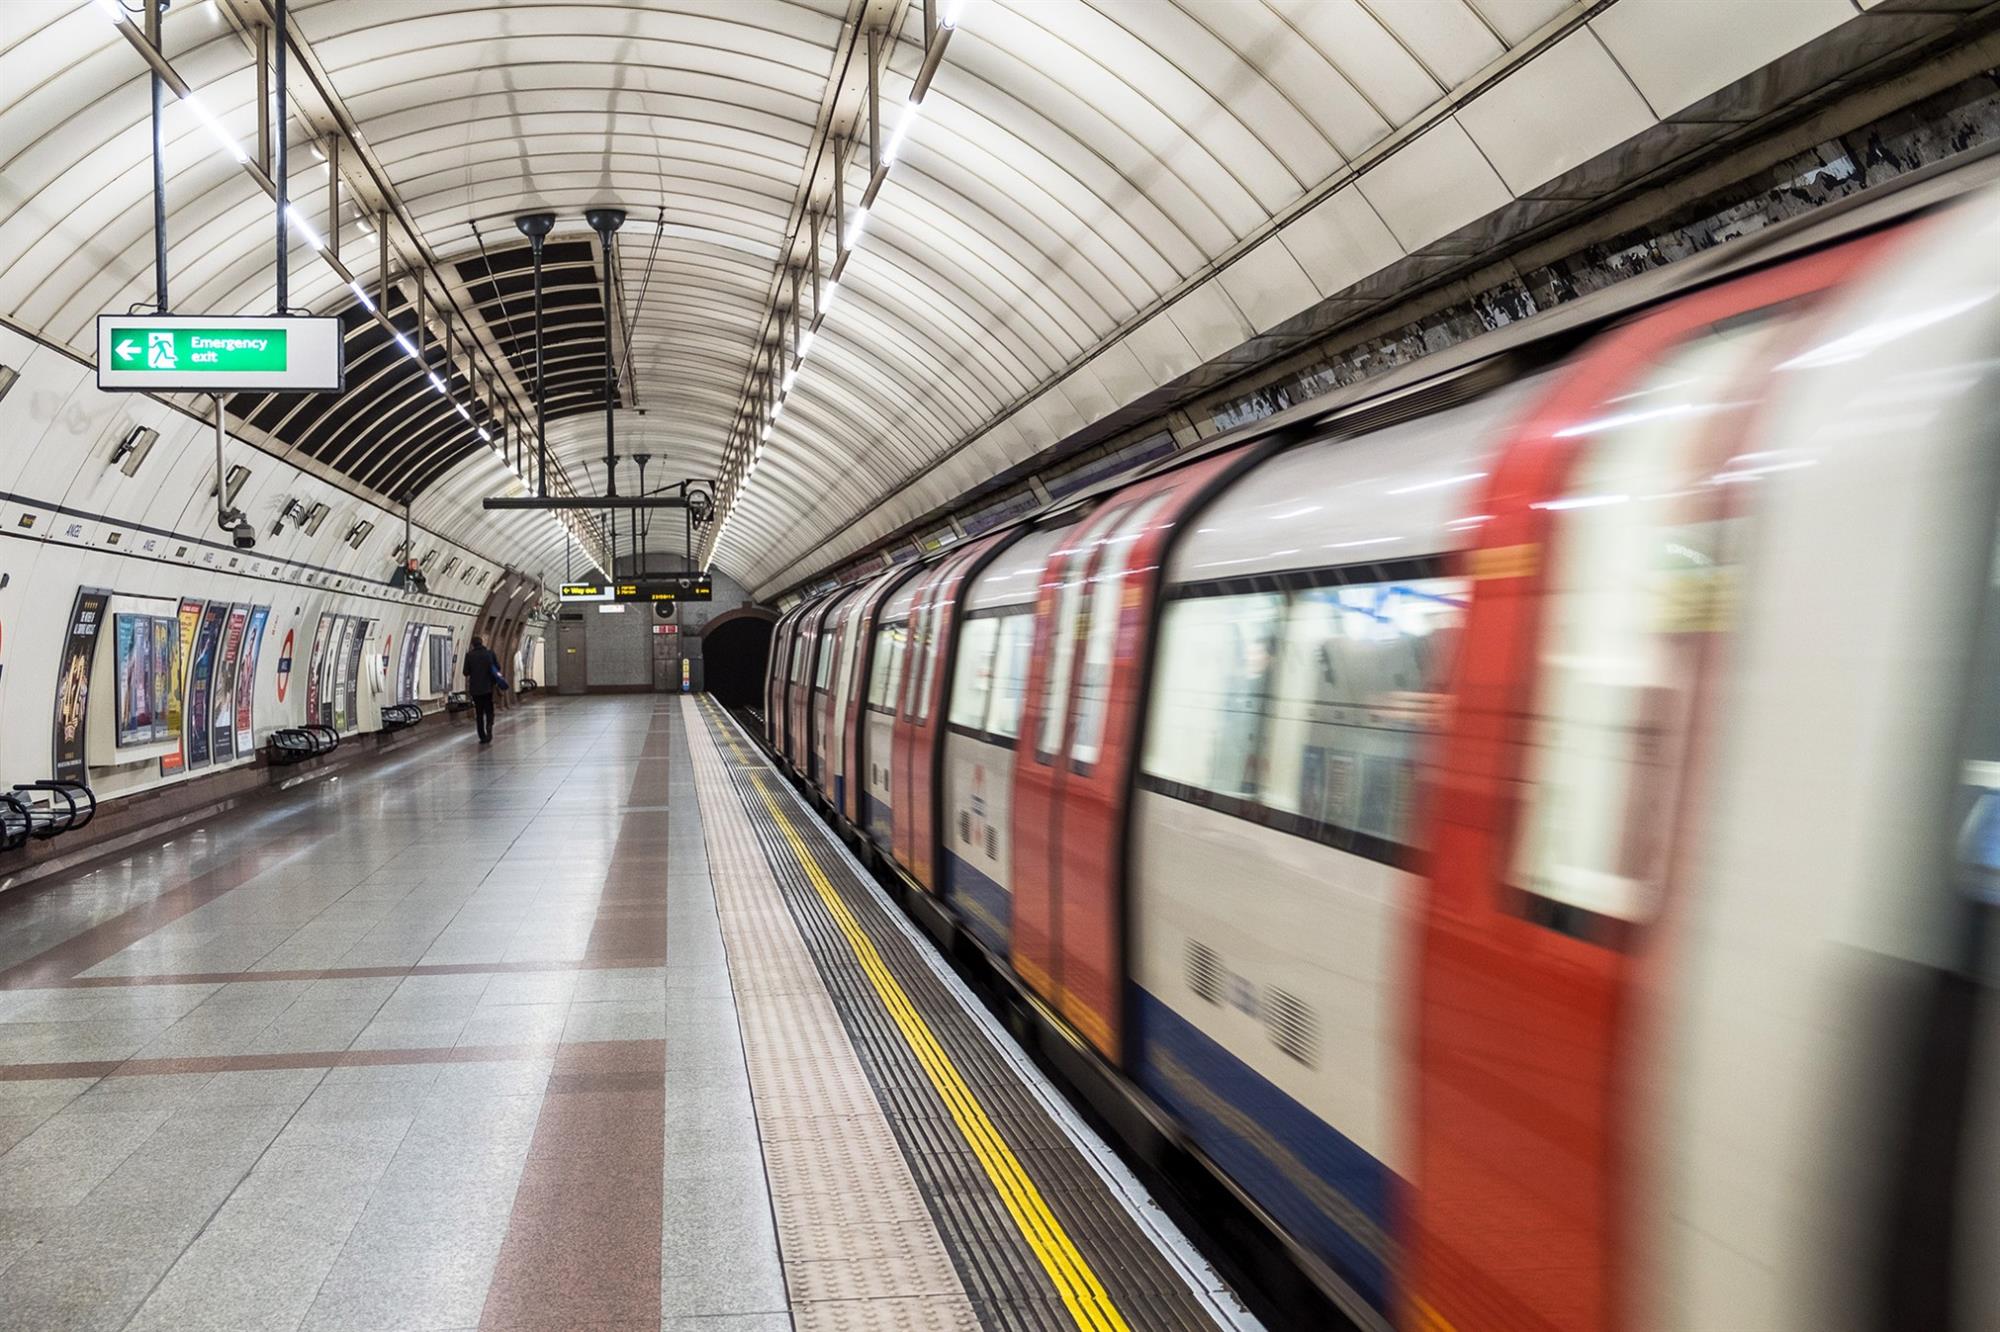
[943,850,1011,955]
[865,792,892,845]
[1132,989,1397,1315]
[833,774,845,814]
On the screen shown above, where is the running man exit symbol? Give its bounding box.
[147,332,175,369]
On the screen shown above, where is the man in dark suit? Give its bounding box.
[463,635,505,744]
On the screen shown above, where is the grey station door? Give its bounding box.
[556,613,587,695]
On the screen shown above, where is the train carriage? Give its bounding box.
[936,523,1071,953]
[760,174,2000,1332]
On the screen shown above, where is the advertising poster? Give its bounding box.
[305,612,332,727]
[327,615,351,728]
[210,605,248,763]
[340,619,367,731]
[161,598,202,776]
[428,630,453,696]
[149,617,173,742]
[184,601,227,771]
[400,624,424,703]
[235,605,268,754]
[113,614,154,747]
[52,587,110,784]
[275,626,295,706]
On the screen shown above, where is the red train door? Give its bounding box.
[1407,236,1892,1332]
[789,593,835,779]
[1012,450,1251,1060]
[891,541,1000,889]
[812,590,855,795]
[765,610,794,750]
[1012,500,1124,1012]
[889,559,955,879]
[842,567,921,828]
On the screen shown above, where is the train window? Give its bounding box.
[1261,577,1466,848]
[814,630,836,690]
[986,614,1035,742]
[916,593,946,722]
[949,616,999,730]
[1141,592,1284,799]
[789,632,809,683]
[1509,332,1755,928]
[867,622,906,713]
[1071,496,1171,769]
[1039,503,1132,761]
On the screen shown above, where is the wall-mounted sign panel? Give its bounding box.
[95,315,346,392]
[559,576,712,604]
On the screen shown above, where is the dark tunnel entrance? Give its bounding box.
[702,609,775,709]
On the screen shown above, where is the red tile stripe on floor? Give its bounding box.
[480,703,672,1331]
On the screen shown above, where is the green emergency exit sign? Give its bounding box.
[108,327,289,373]
[95,314,345,392]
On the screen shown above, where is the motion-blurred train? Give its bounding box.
[761,161,2000,1332]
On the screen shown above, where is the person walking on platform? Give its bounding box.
[463,635,506,745]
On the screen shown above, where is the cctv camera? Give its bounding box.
[233,520,256,550]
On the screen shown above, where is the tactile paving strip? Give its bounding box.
[685,701,984,1330]
[687,698,1250,1332]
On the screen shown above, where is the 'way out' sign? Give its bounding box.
[96,314,345,392]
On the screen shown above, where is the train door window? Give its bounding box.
[986,613,1035,742]
[1070,496,1172,770]
[1261,570,1466,854]
[902,597,933,719]
[1038,504,1131,762]
[789,632,809,683]
[814,630,836,690]
[916,586,948,722]
[1141,592,1284,800]
[868,622,906,713]
[950,615,999,730]
[1509,332,1759,933]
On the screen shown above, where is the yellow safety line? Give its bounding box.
[703,702,1131,1332]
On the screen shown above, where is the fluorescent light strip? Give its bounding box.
[183,93,248,164]
[882,99,920,165]
[283,204,325,252]
[346,279,375,313]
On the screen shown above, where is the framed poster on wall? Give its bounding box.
[305,612,333,728]
[210,604,248,762]
[400,624,424,704]
[235,605,268,754]
[184,601,227,771]
[51,587,111,784]
[161,598,203,776]
[112,614,157,748]
[149,617,173,743]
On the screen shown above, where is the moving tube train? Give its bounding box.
[763,165,2000,1332]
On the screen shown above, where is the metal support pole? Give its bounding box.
[867,27,882,179]
[325,135,339,262]
[376,211,389,305]
[212,396,228,528]
[255,23,270,172]
[274,0,288,312]
[515,212,555,497]
[809,212,822,325]
[585,208,626,503]
[147,0,167,313]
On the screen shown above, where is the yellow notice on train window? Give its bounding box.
[1468,543,1537,580]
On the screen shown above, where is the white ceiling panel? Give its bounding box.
[0,0,1883,596]
[1354,117,1516,252]
[1590,0,1855,119]
[1456,28,1658,194]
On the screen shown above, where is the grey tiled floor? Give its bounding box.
[0,699,681,1332]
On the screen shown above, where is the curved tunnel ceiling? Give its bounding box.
[0,0,1912,595]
